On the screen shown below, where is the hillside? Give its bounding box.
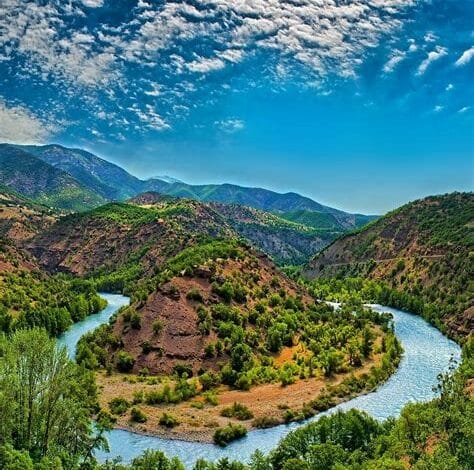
[76,238,399,441]
[0,191,106,336]
[29,199,234,279]
[280,209,375,231]
[0,145,105,211]
[144,180,373,230]
[5,144,375,236]
[304,192,474,338]
[130,192,336,264]
[21,144,143,200]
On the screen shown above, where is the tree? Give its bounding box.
[130,449,184,469]
[231,343,252,372]
[0,328,102,466]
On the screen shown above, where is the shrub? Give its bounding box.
[130,407,147,423]
[173,363,193,378]
[130,312,141,329]
[252,416,280,428]
[159,413,179,428]
[203,391,218,406]
[221,402,254,420]
[186,288,203,302]
[199,371,221,390]
[116,351,135,372]
[132,390,144,404]
[213,423,247,446]
[109,397,130,415]
[204,342,216,358]
[152,319,164,334]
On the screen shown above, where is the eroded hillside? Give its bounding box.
[304,192,474,337]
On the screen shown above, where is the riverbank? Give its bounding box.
[56,295,460,466]
[96,330,390,443]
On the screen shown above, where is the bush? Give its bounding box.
[173,363,193,378]
[130,312,141,329]
[199,371,221,390]
[152,319,164,334]
[213,423,247,446]
[109,397,130,415]
[130,407,147,423]
[159,413,179,428]
[186,288,203,302]
[116,351,135,372]
[220,402,254,420]
[252,416,280,428]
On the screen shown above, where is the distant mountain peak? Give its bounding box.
[149,175,183,184]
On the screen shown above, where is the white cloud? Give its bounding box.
[416,46,448,75]
[186,57,226,73]
[0,100,57,144]
[0,0,423,134]
[455,47,474,67]
[383,50,406,73]
[129,104,170,131]
[424,32,437,43]
[433,105,443,113]
[81,0,104,8]
[446,83,454,91]
[458,106,470,113]
[215,118,245,133]
[218,49,245,64]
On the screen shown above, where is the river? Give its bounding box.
[58,294,461,467]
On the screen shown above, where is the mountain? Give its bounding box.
[130,192,337,264]
[144,180,374,230]
[0,144,106,211]
[19,144,143,200]
[304,192,474,337]
[1,142,376,263]
[278,209,375,231]
[0,184,56,243]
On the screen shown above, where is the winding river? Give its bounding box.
[58,294,461,467]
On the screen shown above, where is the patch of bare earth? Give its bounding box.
[96,341,384,443]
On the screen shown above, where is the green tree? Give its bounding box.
[0,328,103,466]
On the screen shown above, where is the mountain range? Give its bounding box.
[0,143,376,227]
[0,142,378,264]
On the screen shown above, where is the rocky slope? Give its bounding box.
[304,192,474,337]
[131,192,335,264]
[29,198,234,277]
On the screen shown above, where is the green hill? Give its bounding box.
[0,145,105,211]
[304,192,474,338]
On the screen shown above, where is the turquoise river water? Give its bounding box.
[57,293,461,467]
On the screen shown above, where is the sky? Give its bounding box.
[0,0,473,214]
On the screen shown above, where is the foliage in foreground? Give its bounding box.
[0,332,471,470]
[0,328,107,468]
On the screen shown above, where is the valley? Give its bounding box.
[0,145,471,469]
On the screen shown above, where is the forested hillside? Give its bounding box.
[304,192,474,338]
[0,145,106,211]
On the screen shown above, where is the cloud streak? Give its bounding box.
[416,46,448,75]
[455,47,474,66]
[0,99,57,144]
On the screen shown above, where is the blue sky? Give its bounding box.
[0,0,472,213]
